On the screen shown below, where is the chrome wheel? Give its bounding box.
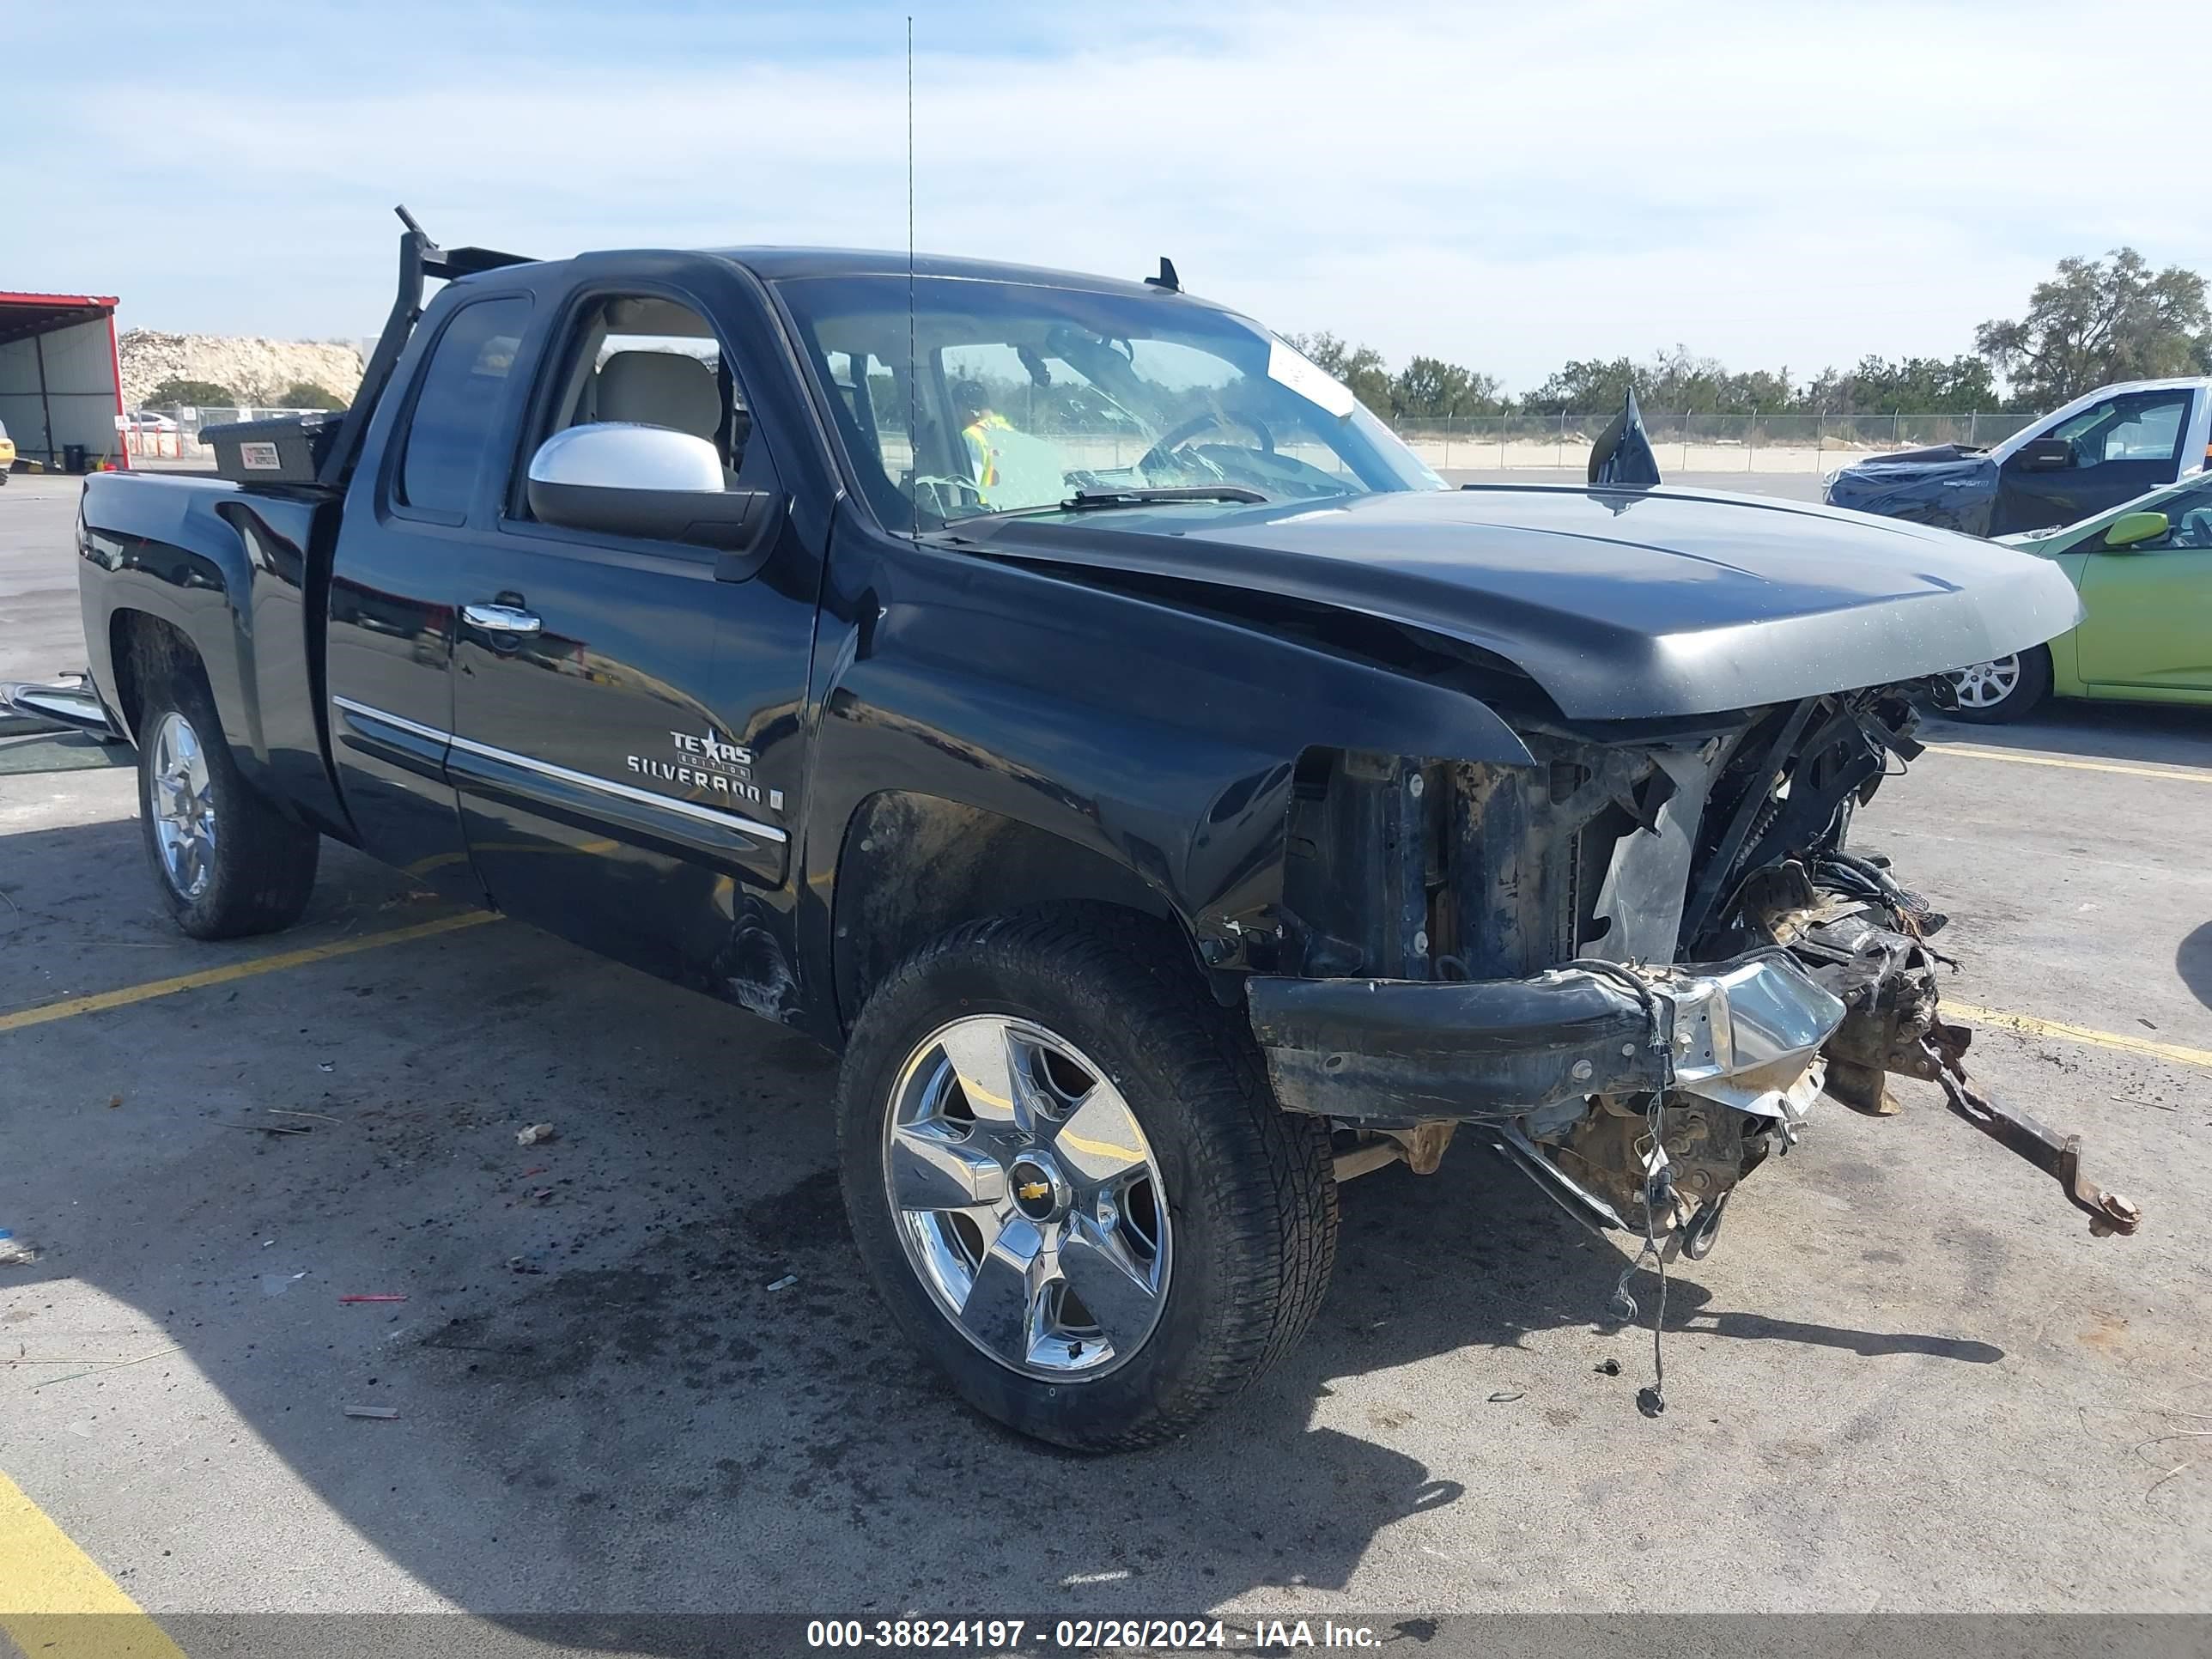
[1949,655,2021,710]
[883,1014,1171,1379]
[149,710,216,900]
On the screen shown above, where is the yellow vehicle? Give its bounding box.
[0,416,16,483]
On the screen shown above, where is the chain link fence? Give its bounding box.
[1382,410,2038,473]
[125,405,332,465]
[119,401,2040,477]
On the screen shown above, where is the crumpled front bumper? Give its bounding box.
[1246,949,1847,1126]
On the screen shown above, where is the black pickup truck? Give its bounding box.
[10,219,2138,1449]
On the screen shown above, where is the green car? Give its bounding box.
[1946,470,2212,721]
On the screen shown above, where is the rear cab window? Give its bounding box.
[396,295,532,520]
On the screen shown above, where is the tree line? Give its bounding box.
[136,250,2212,427]
[1290,247,2212,422]
[140,377,346,411]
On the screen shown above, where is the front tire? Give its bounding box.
[1946,645,2051,724]
[136,661,320,939]
[836,912,1337,1451]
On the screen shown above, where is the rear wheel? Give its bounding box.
[136,662,319,939]
[836,912,1337,1451]
[1946,645,2051,724]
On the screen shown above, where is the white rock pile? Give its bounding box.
[118,331,364,409]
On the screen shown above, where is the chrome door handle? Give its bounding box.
[462,603,542,636]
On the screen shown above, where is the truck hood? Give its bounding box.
[956,483,2082,721]
[1820,452,1999,535]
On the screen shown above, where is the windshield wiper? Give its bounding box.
[1061,486,1267,511]
[945,485,1270,530]
[989,486,1271,520]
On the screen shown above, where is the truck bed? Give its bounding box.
[79,470,353,838]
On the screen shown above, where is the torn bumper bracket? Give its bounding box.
[1922,1032,2142,1237]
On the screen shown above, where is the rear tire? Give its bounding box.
[136,658,319,939]
[1946,645,2051,724]
[836,911,1337,1451]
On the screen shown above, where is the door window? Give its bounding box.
[2099,398,2186,462]
[522,292,763,504]
[2045,391,2191,469]
[397,295,531,517]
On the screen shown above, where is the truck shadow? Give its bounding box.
[0,810,2003,1628]
[2177,921,2212,1016]
[7,1119,2006,1622]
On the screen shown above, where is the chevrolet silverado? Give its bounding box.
[4,216,2139,1450]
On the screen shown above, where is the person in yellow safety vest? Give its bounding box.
[954,379,1015,502]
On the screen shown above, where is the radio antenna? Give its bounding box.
[906,15,919,546]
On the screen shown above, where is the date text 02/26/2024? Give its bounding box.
[804,1618,1386,1650]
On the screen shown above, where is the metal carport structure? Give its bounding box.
[0,292,126,473]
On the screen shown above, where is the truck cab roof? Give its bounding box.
[446,246,1222,307]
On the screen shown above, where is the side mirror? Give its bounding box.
[2102,509,2169,550]
[525,423,781,560]
[2014,437,2072,471]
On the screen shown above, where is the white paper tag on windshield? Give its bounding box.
[1267,337,1357,420]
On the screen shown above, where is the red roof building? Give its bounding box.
[0,291,125,472]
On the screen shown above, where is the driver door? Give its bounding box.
[1993,389,2193,535]
[443,283,817,988]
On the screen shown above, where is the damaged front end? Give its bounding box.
[1249,680,2141,1255]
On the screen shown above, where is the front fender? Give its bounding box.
[2045,551,2092,695]
[798,514,1534,1030]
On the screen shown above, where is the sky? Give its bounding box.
[3,0,2205,397]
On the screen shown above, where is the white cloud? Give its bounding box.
[5,0,2203,392]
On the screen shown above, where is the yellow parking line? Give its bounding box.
[1931,742,2212,785]
[1947,1000,2212,1071]
[0,1468,187,1655]
[8,886,2201,1081]
[0,911,498,1035]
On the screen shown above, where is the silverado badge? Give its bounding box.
[627,726,769,809]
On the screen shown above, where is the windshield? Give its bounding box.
[775,274,1444,530]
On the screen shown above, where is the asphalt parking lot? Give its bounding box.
[3,472,2209,1635]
